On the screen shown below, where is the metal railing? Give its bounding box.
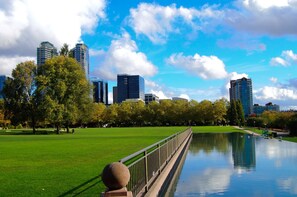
[119,128,192,197]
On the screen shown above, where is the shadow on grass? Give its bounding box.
[0,130,72,135]
[58,175,103,197]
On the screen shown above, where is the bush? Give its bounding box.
[16,124,23,129]
[288,114,297,136]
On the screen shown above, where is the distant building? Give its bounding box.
[113,86,118,104]
[117,74,145,103]
[145,93,159,104]
[172,97,188,101]
[253,102,280,115]
[0,75,7,99]
[229,77,253,117]
[91,79,108,105]
[37,41,58,66]
[71,43,89,79]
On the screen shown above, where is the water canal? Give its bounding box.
[168,133,297,196]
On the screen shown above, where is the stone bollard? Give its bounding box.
[101,162,133,197]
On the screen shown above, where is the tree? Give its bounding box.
[236,100,245,126]
[60,43,69,57]
[36,56,92,133]
[228,100,238,125]
[288,113,297,136]
[3,61,39,133]
[213,98,228,125]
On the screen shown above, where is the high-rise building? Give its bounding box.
[37,41,58,66]
[117,74,145,103]
[92,79,108,105]
[229,77,253,117]
[145,93,159,104]
[253,102,280,115]
[0,75,7,99]
[113,86,118,104]
[72,43,89,79]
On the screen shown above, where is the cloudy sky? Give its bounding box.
[1,0,297,109]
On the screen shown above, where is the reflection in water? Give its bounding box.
[171,133,297,196]
[230,133,256,170]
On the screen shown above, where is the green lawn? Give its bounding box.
[283,137,297,143]
[191,126,244,133]
[0,127,187,196]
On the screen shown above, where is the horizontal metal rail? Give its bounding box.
[119,128,192,197]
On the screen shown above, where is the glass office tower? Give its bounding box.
[117,74,144,103]
[37,41,58,66]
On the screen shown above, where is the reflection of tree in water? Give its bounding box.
[189,133,231,155]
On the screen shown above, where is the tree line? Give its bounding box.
[1,55,296,135]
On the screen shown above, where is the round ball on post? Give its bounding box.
[102,162,130,190]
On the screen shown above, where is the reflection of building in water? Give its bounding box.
[231,134,256,170]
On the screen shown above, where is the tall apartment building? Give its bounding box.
[72,43,89,79]
[0,75,7,99]
[92,79,108,105]
[37,41,58,66]
[117,74,144,103]
[229,77,253,117]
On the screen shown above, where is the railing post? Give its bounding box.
[144,150,149,192]
[158,144,161,174]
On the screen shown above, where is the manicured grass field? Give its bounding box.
[191,126,243,133]
[0,127,187,196]
[283,137,297,143]
[0,126,241,196]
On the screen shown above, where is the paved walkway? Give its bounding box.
[233,126,261,136]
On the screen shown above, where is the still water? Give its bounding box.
[170,133,297,197]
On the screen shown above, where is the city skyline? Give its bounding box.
[0,0,297,110]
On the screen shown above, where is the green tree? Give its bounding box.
[60,43,69,57]
[213,98,228,125]
[3,61,39,133]
[228,100,238,125]
[236,100,245,126]
[36,56,92,133]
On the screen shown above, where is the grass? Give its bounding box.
[191,125,244,133]
[283,137,297,143]
[0,127,186,196]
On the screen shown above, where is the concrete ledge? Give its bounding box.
[144,133,192,197]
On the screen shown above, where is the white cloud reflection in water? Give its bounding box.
[277,177,297,195]
[174,168,233,196]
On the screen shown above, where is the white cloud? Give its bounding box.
[92,32,158,80]
[254,86,297,100]
[167,53,228,80]
[270,50,297,66]
[179,94,190,100]
[270,57,289,67]
[150,90,170,100]
[0,0,106,75]
[226,0,297,36]
[128,3,222,44]
[0,56,35,76]
[108,92,113,104]
[270,77,278,83]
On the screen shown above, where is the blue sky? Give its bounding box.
[0,0,297,109]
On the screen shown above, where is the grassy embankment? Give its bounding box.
[0,126,241,196]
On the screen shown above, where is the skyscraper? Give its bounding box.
[92,79,108,105]
[229,77,253,117]
[37,41,58,66]
[117,74,145,103]
[0,75,7,99]
[72,43,89,79]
